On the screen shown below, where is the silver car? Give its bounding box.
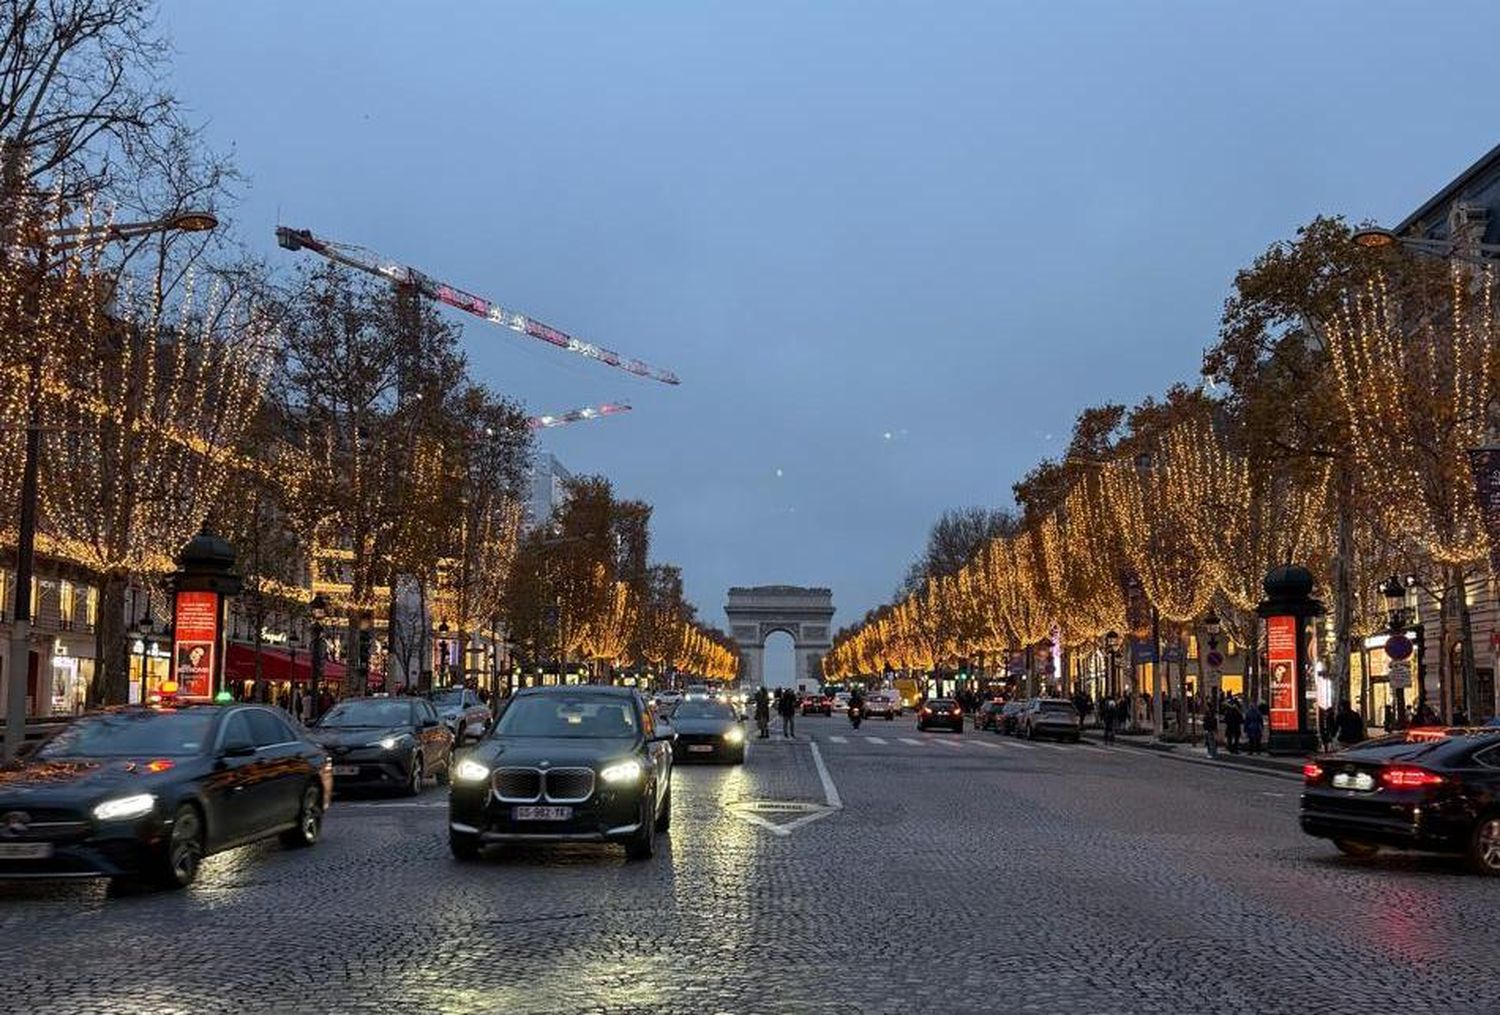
[863,693,900,719]
[1021,698,1081,742]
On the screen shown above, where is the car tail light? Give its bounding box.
[1302,762,1323,784]
[1381,766,1444,789]
[145,759,174,774]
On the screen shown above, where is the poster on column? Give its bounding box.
[173,590,219,698]
[1267,614,1297,731]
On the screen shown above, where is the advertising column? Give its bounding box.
[171,590,220,699]
[1256,564,1323,754]
[1266,615,1297,734]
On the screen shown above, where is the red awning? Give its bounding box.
[224,643,348,685]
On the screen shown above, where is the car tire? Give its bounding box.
[146,803,205,890]
[626,793,658,861]
[1465,814,1500,876]
[279,783,323,849]
[403,753,423,797]
[450,829,482,861]
[655,784,672,833]
[1333,838,1380,859]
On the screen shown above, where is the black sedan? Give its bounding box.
[976,700,1008,732]
[307,697,453,795]
[0,705,330,889]
[1300,728,1500,874]
[917,698,964,733]
[668,698,746,764]
[448,686,673,862]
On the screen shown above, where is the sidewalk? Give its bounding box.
[1084,730,1308,779]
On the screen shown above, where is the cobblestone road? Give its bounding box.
[2,714,1498,1014]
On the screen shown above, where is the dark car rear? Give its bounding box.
[917,698,964,733]
[976,700,1008,731]
[1300,729,1500,874]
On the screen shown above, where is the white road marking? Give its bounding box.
[1037,742,1069,752]
[1000,740,1037,750]
[829,735,848,744]
[931,738,963,747]
[865,736,887,745]
[809,740,843,810]
[899,738,922,746]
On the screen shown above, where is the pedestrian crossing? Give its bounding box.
[818,731,1110,755]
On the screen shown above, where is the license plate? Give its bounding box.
[1333,771,1375,791]
[0,842,53,860]
[687,744,715,753]
[513,806,572,821]
[332,765,359,776]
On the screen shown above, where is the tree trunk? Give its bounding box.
[92,572,130,705]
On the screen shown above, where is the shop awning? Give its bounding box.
[224,643,348,685]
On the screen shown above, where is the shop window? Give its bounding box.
[84,587,97,629]
[0,571,7,621]
[29,577,38,620]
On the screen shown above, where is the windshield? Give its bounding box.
[927,700,956,709]
[673,700,735,720]
[37,710,217,758]
[494,695,639,739]
[429,690,465,707]
[317,699,414,728]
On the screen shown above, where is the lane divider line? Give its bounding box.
[809,739,843,810]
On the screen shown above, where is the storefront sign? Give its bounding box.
[173,590,219,698]
[1267,614,1298,731]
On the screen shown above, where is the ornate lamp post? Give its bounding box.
[436,621,450,690]
[1202,608,1223,713]
[309,593,328,718]
[1380,575,1417,727]
[134,605,156,704]
[1104,631,1121,699]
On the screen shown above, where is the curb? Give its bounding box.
[1082,733,1306,780]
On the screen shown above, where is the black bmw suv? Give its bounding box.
[448,686,674,861]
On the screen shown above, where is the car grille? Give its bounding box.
[493,768,542,801]
[543,768,595,803]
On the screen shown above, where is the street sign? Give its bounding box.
[1384,634,1413,661]
[1205,650,1224,668]
[1387,660,1412,689]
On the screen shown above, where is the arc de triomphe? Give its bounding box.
[724,586,834,690]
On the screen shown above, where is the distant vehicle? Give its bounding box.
[976,700,1009,732]
[1020,699,1080,742]
[801,693,832,716]
[917,698,964,733]
[832,692,852,713]
[669,698,746,764]
[427,686,490,745]
[448,686,673,862]
[0,705,330,890]
[999,700,1029,735]
[864,693,899,720]
[308,697,453,796]
[654,691,683,713]
[1301,729,1500,874]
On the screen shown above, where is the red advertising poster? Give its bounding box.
[173,590,219,698]
[1267,614,1297,732]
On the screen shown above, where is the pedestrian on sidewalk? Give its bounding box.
[754,687,771,739]
[1223,697,1243,754]
[1202,704,1219,759]
[1335,701,1366,747]
[1244,700,1264,754]
[777,687,797,738]
[1101,696,1117,743]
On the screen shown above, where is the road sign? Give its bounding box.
[1384,634,1413,661]
[1387,660,1412,689]
[1206,650,1224,668]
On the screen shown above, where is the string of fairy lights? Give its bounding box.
[825,266,1500,681]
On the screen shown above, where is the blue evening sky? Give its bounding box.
[163,1,1500,638]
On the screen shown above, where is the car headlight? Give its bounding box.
[600,760,643,784]
[371,734,411,751]
[452,758,491,783]
[93,793,157,822]
[724,727,745,744]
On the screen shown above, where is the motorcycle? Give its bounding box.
[848,704,862,729]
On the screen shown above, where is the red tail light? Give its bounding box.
[1381,766,1444,789]
[145,759,174,774]
[1302,762,1324,783]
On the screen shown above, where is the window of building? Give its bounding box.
[29,577,38,619]
[58,581,75,629]
[84,587,97,629]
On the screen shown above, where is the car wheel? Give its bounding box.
[403,753,423,797]
[655,783,672,833]
[1333,838,1380,859]
[626,793,658,861]
[147,803,205,890]
[1466,815,1500,876]
[279,783,323,849]
[450,829,482,861]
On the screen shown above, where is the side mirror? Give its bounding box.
[420,718,439,729]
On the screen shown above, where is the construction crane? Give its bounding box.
[276,226,680,385]
[528,402,631,430]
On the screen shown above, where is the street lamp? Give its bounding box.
[1202,608,1222,714]
[134,604,156,704]
[308,593,328,720]
[1104,630,1121,699]
[1350,224,1500,265]
[4,210,221,761]
[436,621,450,690]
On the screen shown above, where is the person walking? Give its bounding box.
[1335,700,1366,747]
[1222,697,1243,755]
[754,687,771,739]
[777,687,797,738]
[1101,696,1117,743]
[1202,702,1219,759]
[1244,699,1264,755]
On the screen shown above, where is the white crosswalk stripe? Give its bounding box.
[931,738,963,747]
[865,736,887,745]
[898,738,922,746]
[829,735,848,744]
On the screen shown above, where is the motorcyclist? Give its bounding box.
[848,686,866,725]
